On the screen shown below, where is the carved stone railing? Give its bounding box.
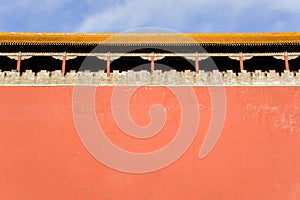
[0,69,300,86]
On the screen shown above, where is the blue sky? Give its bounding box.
[0,0,300,33]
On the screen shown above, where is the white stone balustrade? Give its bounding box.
[0,69,300,86]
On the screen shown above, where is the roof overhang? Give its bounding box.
[1,32,300,46]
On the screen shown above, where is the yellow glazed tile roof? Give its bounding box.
[0,32,300,45]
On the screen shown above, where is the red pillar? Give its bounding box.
[239,53,244,71]
[195,53,199,73]
[62,53,66,75]
[17,52,21,72]
[151,53,155,74]
[107,53,111,77]
[284,52,290,71]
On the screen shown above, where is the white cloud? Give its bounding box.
[76,0,300,32]
[0,0,300,32]
[269,0,300,13]
[77,0,215,32]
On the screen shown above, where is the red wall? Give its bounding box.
[0,86,300,199]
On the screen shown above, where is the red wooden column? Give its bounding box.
[107,53,111,77]
[62,52,66,75]
[151,53,155,74]
[239,53,244,71]
[16,52,22,72]
[284,52,290,71]
[195,52,199,73]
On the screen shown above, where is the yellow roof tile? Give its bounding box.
[0,32,300,45]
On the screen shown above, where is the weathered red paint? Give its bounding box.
[151,54,155,73]
[284,54,290,71]
[239,54,244,71]
[195,53,199,73]
[0,86,300,199]
[107,54,111,77]
[16,53,21,72]
[62,54,66,74]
